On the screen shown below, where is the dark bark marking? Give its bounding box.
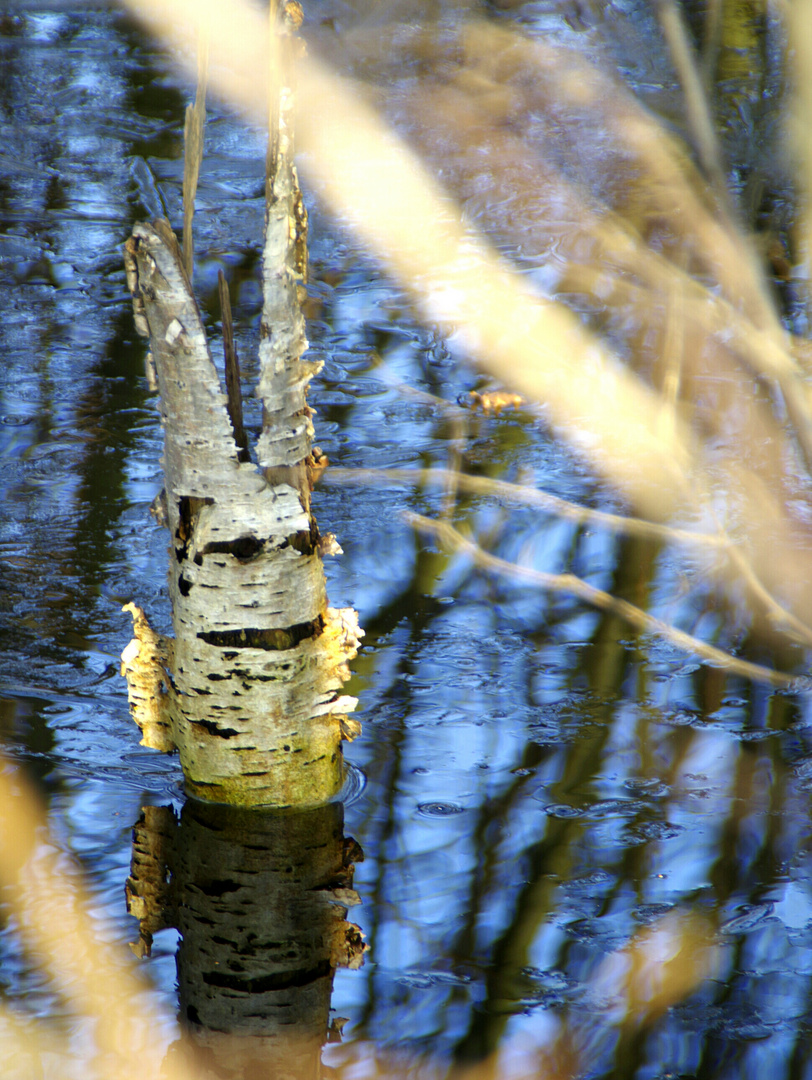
[198,615,323,652]
[203,959,332,993]
[201,535,265,561]
[189,718,240,738]
[196,878,242,898]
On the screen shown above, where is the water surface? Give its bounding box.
[2,3,812,1078]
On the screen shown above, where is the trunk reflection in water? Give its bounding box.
[126,799,364,1078]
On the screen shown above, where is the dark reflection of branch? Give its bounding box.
[786,970,812,1080]
[687,709,796,1080]
[450,680,622,1062]
[452,812,590,1065]
[0,0,190,896]
[355,548,451,1036]
[599,692,809,1080]
[450,532,665,1065]
[69,308,155,605]
[354,692,406,1037]
[127,798,365,1079]
[583,533,662,697]
[2,7,186,652]
[449,739,551,966]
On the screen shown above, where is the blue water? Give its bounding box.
[2,3,812,1078]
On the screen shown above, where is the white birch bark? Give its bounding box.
[121,22,362,806]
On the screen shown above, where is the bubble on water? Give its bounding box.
[632,903,675,923]
[397,968,471,989]
[543,803,584,818]
[624,777,669,798]
[719,902,774,935]
[417,802,465,817]
[624,820,684,845]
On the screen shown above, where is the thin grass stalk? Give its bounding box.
[791,0,812,297]
[655,0,729,202]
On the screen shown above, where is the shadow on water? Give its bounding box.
[3,1,812,1078]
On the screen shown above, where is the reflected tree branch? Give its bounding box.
[406,511,800,688]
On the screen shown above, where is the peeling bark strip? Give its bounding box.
[120,15,361,807]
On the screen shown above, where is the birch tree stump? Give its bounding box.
[120,18,361,807]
